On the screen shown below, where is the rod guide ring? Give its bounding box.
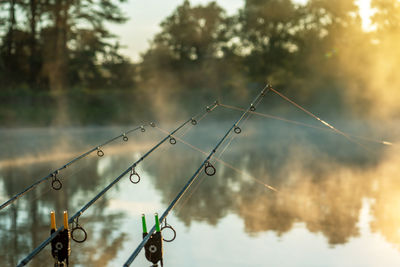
[161,225,176,242]
[169,137,177,145]
[204,161,216,176]
[161,218,176,242]
[71,226,87,243]
[234,126,242,134]
[51,173,62,190]
[129,168,140,184]
[97,148,104,157]
[71,216,87,243]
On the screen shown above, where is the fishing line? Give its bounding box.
[156,106,222,213]
[180,101,219,137]
[110,103,220,215]
[126,106,220,202]
[1,124,150,211]
[123,85,271,267]
[17,102,219,267]
[212,91,262,166]
[216,111,253,161]
[175,172,206,215]
[25,185,52,211]
[136,102,220,184]
[155,126,277,192]
[216,133,234,159]
[268,87,373,151]
[236,85,269,127]
[220,103,395,146]
[2,153,91,214]
[215,87,271,159]
[155,99,276,192]
[153,101,219,163]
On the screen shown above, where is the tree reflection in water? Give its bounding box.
[147,121,400,249]
[0,156,128,266]
[0,127,144,267]
[0,122,399,266]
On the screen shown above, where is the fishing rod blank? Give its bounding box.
[17,102,219,267]
[0,124,150,211]
[123,85,270,267]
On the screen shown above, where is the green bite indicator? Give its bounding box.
[155,213,161,232]
[142,214,147,234]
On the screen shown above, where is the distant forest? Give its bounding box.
[1,0,399,126]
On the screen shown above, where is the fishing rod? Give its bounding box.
[0,124,149,211]
[123,85,270,267]
[219,103,395,146]
[17,101,219,267]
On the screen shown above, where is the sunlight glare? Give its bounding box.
[356,0,375,31]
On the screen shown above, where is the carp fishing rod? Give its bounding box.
[123,84,271,267]
[0,124,150,211]
[17,101,219,267]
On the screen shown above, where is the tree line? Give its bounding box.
[0,0,133,91]
[0,0,399,125]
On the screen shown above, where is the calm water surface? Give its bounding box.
[1,108,400,267]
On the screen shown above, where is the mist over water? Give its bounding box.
[1,104,400,266]
[2,0,400,266]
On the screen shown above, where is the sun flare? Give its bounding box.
[356,0,375,31]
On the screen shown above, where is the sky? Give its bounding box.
[109,0,373,62]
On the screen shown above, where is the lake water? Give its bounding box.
[1,105,400,267]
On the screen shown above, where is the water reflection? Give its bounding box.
[0,121,399,266]
[0,155,128,266]
[147,121,400,249]
[0,126,153,266]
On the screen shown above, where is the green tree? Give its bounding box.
[0,0,31,89]
[154,0,227,62]
[238,0,298,84]
[40,0,129,91]
[0,0,132,91]
[140,0,233,95]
